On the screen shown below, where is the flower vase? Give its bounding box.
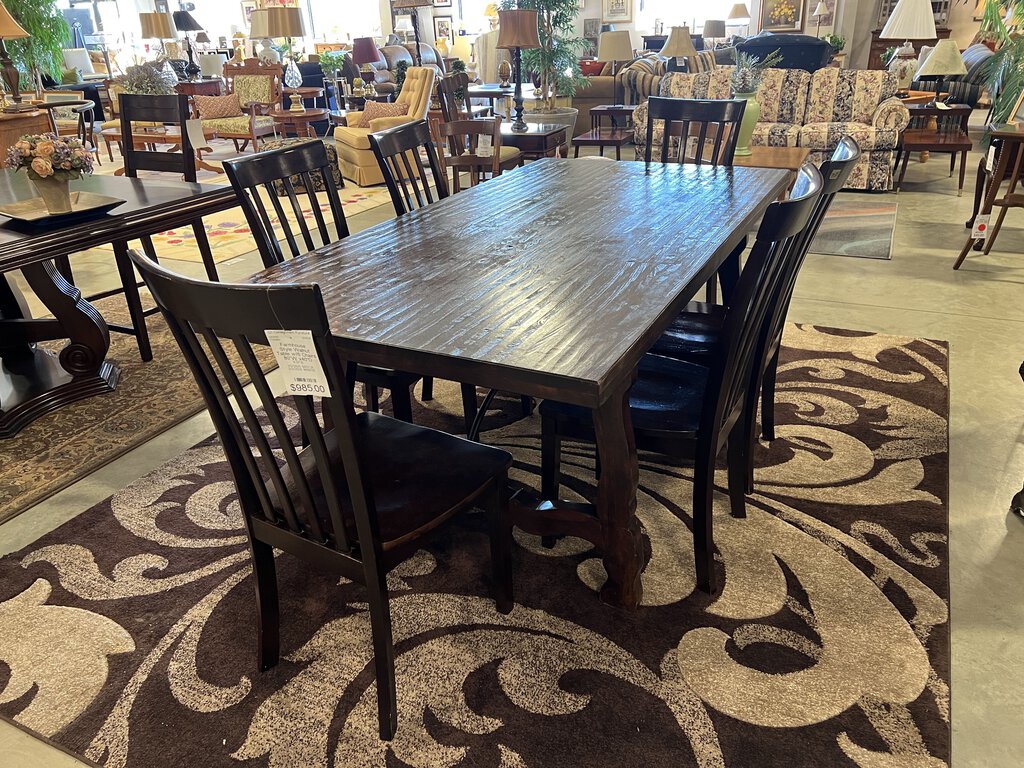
[32,176,73,215]
[734,91,760,157]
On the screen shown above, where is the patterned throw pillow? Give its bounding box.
[195,94,243,119]
[351,100,409,128]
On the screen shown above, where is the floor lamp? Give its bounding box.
[392,0,432,67]
[0,1,27,104]
[497,9,540,133]
[172,10,205,80]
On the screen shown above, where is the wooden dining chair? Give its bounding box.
[126,248,515,741]
[223,140,426,424]
[368,119,450,216]
[430,116,523,193]
[539,162,824,595]
[644,96,747,168]
[650,138,862,492]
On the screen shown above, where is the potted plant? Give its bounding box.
[5,133,94,214]
[498,0,590,138]
[114,60,178,95]
[980,1,1024,132]
[4,0,68,96]
[730,49,782,156]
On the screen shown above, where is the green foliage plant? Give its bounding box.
[5,0,69,92]
[730,49,783,94]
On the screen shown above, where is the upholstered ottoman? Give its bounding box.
[258,137,345,193]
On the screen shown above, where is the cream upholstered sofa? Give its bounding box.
[333,66,435,186]
[633,68,911,191]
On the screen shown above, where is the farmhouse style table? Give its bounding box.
[0,173,237,437]
[249,159,789,608]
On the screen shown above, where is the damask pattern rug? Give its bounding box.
[0,326,950,767]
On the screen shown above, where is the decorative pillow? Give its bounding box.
[580,60,604,76]
[351,100,409,128]
[61,68,83,85]
[195,94,243,119]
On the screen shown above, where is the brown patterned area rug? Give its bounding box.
[0,325,951,767]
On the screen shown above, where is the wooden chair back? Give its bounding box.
[430,116,503,185]
[223,140,351,267]
[644,96,746,168]
[119,93,196,182]
[711,162,823,435]
[436,71,471,122]
[224,57,283,107]
[368,119,450,216]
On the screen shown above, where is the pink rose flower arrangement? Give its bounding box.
[5,133,94,181]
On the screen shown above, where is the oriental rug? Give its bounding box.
[0,325,950,767]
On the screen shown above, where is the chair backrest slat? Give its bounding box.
[223,140,350,268]
[645,97,746,169]
[369,119,450,216]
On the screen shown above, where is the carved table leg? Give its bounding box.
[592,380,643,609]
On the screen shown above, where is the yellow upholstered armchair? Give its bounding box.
[334,66,435,186]
[196,58,281,152]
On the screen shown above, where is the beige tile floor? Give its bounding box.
[1,144,1022,767]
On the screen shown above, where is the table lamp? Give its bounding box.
[915,38,967,105]
[596,30,633,105]
[812,1,829,35]
[703,20,726,48]
[391,0,432,66]
[727,3,751,36]
[172,10,205,80]
[140,12,177,56]
[0,1,27,104]
[351,37,382,97]
[251,6,307,111]
[496,9,540,133]
[879,0,937,46]
[661,26,699,73]
[394,17,414,43]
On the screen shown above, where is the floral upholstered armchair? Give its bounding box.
[195,58,281,152]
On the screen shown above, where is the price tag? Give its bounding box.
[685,136,699,161]
[477,134,493,157]
[971,214,990,239]
[265,329,332,398]
[986,144,997,172]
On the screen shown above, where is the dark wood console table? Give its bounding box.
[0,173,237,437]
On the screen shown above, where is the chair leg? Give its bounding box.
[967,159,986,228]
[191,219,219,282]
[460,383,478,436]
[958,151,968,197]
[486,475,514,615]
[727,422,747,519]
[949,152,956,178]
[983,205,1010,255]
[390,380,414,423]
[540,414,561,502]
[251,539,280,672]
[421,376,433,401]
[365,571,398,741]
[760,346,780,443]
[113,241,153,362]
[365,383,380,413]
[520,395,534,416]
[692,438,718,595]
[897,150,911,192]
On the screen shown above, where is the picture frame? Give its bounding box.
[433,15,453,42]
[601,0,632,25]
[583,17,600,38]
[432,0,452,6]
[155,0,169,12]
[1009,88,1024,126]
[759,0,803,33]
[240,0,257,28]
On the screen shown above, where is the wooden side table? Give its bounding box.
[283,86,325,109]
[175,78,223,97]
[268,107,328,138]
[895,104,973,195]
[572,105,636,160]
[501,122,566,161]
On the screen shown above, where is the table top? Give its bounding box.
[733,146,812,172]
[591,104,637,116]
[501,122,566,138]
[573,127,632,143]
[0,172,237,271]
[0,109,47,123]
[897,91,949,105]
[907,102,971,115]
[900,127,973,149]
[284,86,325,95]
[248,159,789,406]
[268,107,329,120]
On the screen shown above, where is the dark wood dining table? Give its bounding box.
[0,173,238,437]
[248,159,790,608]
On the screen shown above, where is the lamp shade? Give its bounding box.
[661,26,699,59]
[916,38,967,76]
[879,0,937,40]
[172,10,203,33]
[195,31,211,44]
[139,12,177,40]
[394,17,414,33]
[248,6,305,38]
[812,1,829,16]
[727,3,751,21]
[703,20,726,38]
[496,9,540,50]
[0,1,28,38]
[596,30,633,61]
[350,36,382,65]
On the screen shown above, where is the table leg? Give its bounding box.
[954,141,1011,269]
[591,381,643,609]
[958,150,967,197]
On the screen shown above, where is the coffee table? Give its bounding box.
[502,122,567,160]
[268,107,329,138]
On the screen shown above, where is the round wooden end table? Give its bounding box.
[268,107,329,138]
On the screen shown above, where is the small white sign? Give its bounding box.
[971,214,991,240]
[986,145,997,172]
[265,329,332,398]
[685,136,699,161]
[477,134,493,158]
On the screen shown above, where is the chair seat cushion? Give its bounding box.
[270,411,512,549]
[649,302,725,361]
[751,122,801,148]
[539,354,710,438]
[799,122,898,151]
[334,125,372,150]
[202,115,276,134]
[259,137,343,194]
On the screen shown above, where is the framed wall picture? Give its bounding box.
[433,0,452,6]
[759,0,803,32]
[583,17,600,38]
[240,0,257,27]
[601,0,633,25]
[433,15,453,41]
[155,0,169,12]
